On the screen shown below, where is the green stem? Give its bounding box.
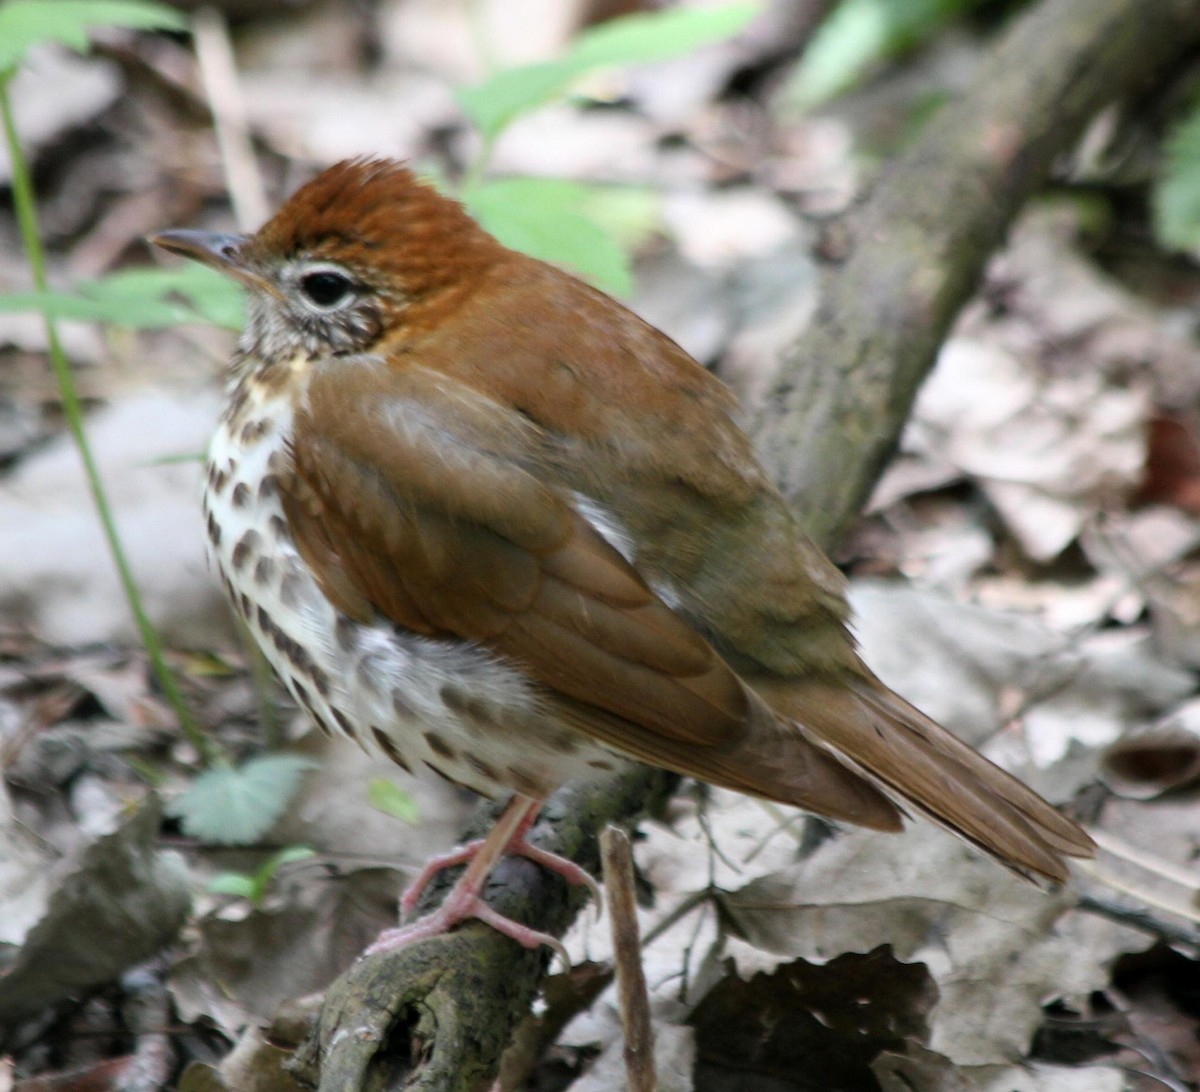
[460,131,497,195]
[0,74,215,764]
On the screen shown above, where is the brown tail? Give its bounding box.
[750,671,1094,882]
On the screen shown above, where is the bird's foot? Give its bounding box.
[366,880,570,968]
[399,835,601,919]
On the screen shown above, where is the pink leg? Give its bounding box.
[366,795,598,964]
[399,798,600,918]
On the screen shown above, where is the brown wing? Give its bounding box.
[279,358,903,829]
[283,359,748,742]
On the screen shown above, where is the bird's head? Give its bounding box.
[151,158,503,365]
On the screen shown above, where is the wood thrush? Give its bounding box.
[152,158,1093,955]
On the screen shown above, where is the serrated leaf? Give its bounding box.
[1153,102,1200,251]
[167,755,317,846]
[0,265,244,329]
[367,778,420,823]
[0,0,185,74]
[467,177,634,295]
[457,1,759,140]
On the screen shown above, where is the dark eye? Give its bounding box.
[300,270,353,308]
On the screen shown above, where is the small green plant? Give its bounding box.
[367,778,421,823]
[0,263,244,329]
[208,845,316,908]
[790,0,988,108]
[167,754,319,844]
[0,0,211,757]
[1153,98,1200,252]
[457,1,760,293]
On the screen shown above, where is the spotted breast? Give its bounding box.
[201,355,627,801]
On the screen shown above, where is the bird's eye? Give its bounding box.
[300,270,353,308]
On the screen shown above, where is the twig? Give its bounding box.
[193,7,268,230]
[1077,894,1200,954]
[601,826,656,1092]
[1089,828,1200,894]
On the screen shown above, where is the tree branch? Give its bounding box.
[753,0,1200,550]
[290,770,677,1091]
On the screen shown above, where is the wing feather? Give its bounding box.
[283,360,753,751]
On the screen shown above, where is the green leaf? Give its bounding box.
[466,177,639,295]
[269,844,317,870]
[790,0,973,108]
[458,1,760,140]
[367,778,420,823]
[569,2,759,68]
[207,845,316,907]
[1154,101,1200,251]
[167,755,318,846]
[207,872,258,900]
[458,61,579,144]
[0,0,186,74]
[0,265,244,329]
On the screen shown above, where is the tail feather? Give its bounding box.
[750,672,1094,883]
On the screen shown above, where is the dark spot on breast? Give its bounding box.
[335,616,358,652]
[440,685,494,725]
[253,556,275,585]
[231,530,261,570]
[256,605,274,635]
[426,762,472,792]
[238,418,269,445]
[372,727,413,773]
[210,465,229,495]
[310,664,331,697]
[550,730,580,754]
[267,515,288,538]
[294,686,333,737]
[505,766,544,798]
[258,473,281,501]
[238,592,252,617]
[424,731,456,760]
[289,642,313,675]
[466,754,499,783]
[292,678,314,714]
[266,448,288,475]
[278,572,302,607]
[205,511,221,547]
[231,482,251,508]
[224,384,249,422]
[332,707,356,738]
[392,689,415,718]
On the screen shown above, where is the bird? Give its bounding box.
[151,157,1094,957]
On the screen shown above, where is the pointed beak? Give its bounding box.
[149,229,273,293]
